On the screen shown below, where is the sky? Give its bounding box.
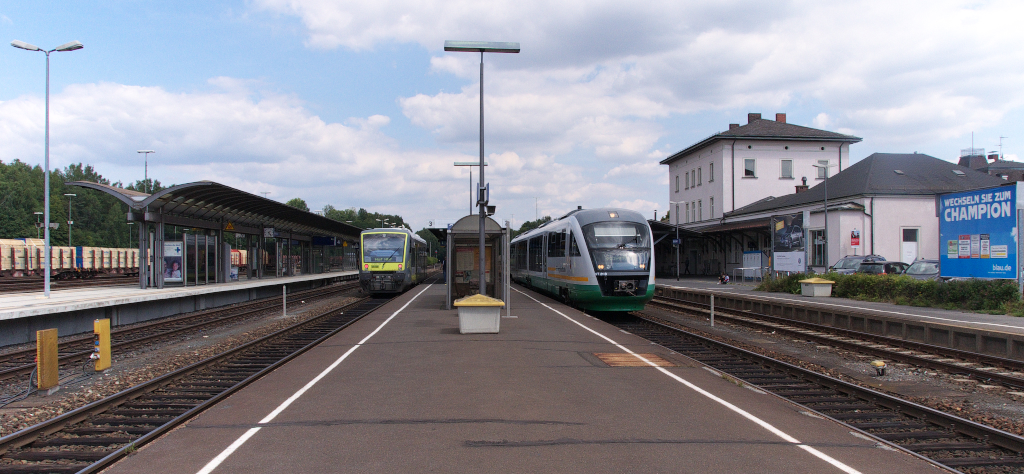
[1,1,1022,231]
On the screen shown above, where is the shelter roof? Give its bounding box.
[661,118,861,165]
[724,153,1009,217]
[68,180,364,239]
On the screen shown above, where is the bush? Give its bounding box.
[755,272,1021,315]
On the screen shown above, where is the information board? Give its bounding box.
[939,185,1016,278]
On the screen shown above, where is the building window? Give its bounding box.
[685,203,689,223]
[675,204,679,224]
[710,197,714,218]
[692,201,696,222]
[698,167,702,186]
[817,159,829,179]
[781,160,793,178]
[675,175,679,192]
[691,169,695,187]
[811,230,826,266]
[685,172,689,189]
[709,162,714,182]
[744,159,756,177]
[698,200,702,221]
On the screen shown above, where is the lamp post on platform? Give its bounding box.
[444,40,519,295]
[11,39,84,298]
[137,150,155,193]
[454,161,487,216]
[812,162,838,269]
[34,212,43,239]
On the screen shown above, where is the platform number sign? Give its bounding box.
[264,227,275,238]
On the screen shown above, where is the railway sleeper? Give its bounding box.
[809,403,881,411]
[88,417,173,425]
[108,408,188,416]
[904,442,996,452]
[828,412,900,420]
[847,421,932,430]
[872,431,956,441]
[0,462,86,473]
[935,456,1024,467]
[5,450,112,461]
[65,426,152,435]
[32,436,132,447]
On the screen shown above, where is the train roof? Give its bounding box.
[513,208,649,242]
[361,227,427,245]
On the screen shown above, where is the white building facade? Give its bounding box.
[662,113,859,228]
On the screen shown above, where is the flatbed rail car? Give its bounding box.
[510,208,655,312]
[359,228,427,294]
[0,239,139,279]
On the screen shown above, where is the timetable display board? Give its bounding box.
[938,185,1016,279]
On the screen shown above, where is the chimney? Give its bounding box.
[729,123,739,130]
[747,113,761,124]
[988,152,1000,162]
[775,113,786,123]
[795,185,809,193]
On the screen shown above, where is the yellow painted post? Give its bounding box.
[36,328,59,393]
[93,319,111,371]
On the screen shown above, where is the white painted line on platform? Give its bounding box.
[661,283,1024,331]
[196,284,432,474]
[516,288,862,474]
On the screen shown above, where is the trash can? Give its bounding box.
[799,277,835,297]
[454,294,505,334]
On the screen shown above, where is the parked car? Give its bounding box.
[829,255,885,274]
[856,261,910,275]
[903,259,941,280]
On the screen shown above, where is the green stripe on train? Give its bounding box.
[524,276,654,312]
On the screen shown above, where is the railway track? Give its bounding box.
[0,279,360,388]
[0,290,398,473]
[651,295,1024,390]
[609,312,1024,473]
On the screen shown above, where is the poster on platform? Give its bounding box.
[772,213,806,272]
[163,241,184,282]
[939,185,1016,279]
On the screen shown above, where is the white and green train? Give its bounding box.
[510,208,655,312]
[359,228,428,295]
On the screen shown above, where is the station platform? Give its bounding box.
[658,277,1024,361]
[0,271,357,346]
[107,282,934,473]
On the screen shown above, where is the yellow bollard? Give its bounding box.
[93,319,111,371]
[36,328,59,394]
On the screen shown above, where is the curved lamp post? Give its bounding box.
[11,39,84,297]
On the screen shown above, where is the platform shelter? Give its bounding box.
[69,181,363,290]
[442,215,509,309]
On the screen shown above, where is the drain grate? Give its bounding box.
[594,353,675,367]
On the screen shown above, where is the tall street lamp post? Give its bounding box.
[444,40,519,295]
[64,193,76,246]
[11,39,84,298]
[137,150,155,193]
[811,162,838,270]
[34,212,43,239]
[454,161,487,215]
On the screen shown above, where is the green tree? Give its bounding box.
[513,216,551,238]
[286,197,309,212]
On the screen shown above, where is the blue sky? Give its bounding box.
[2,1,1022,230]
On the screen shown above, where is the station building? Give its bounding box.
[682,153,1006,274]
[660,113,861,228]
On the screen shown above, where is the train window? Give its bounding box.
[548,231,565,257]
[570,233,581,256]
[528,236,544,272]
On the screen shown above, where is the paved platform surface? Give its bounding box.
[0,271,356,321]
[106,282,936,473]
[660,277,1024,336]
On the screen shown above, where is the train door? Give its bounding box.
[547,229,567,295]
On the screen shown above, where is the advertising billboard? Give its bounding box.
[939,185,1016,279]
[772,213,806,272]
[163,241,184,283]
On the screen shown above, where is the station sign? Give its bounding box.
[938,184,1017,279]
[311,236,337,246]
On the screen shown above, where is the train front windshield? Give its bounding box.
[582,222,651,272]
[362,233,406,263]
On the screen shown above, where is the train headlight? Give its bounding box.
[639,264,645,269]
[597,264,605,270]
[364,264,369,270]
[398,264,403,270]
